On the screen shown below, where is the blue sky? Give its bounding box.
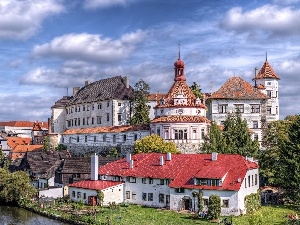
[1,0,300,122]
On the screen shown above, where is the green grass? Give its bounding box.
[40,203,300,225]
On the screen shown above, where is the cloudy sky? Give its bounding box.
[0,0,299,122]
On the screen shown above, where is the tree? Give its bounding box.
[129,79,150,125]
[277,115,300,204]
[0,168,37,205]
[259,118,293,186]
[0,147,8,169]
[198,190,204,213]
[222,112,259,157]
[107,147,119,157]
[203,112,259,158]
[202,121,226,153]
[55,144,67,151]
[208,194,221,220]
[43,136,51,151]
[97,190,104,206]
[190,82,203,99]
[134,134,180,154]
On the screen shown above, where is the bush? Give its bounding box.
[245,191,261,214]
[208,194,221,220]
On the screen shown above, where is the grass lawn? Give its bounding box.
[40,202,300,225]
[92,204,299,225]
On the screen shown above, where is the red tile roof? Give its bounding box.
[99,153,258,191]
[69,180,123,190]
[63,124,150,135]
[151,115,210,123]
[6,137,32,149]
[147,93,167,101]
[10,145,43,160]
[209,77,269,100]
[32,122,43,131]
[0,121,48,129]
[253,60,280,80]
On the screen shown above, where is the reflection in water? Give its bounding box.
[0,205,67,225]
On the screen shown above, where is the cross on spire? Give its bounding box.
[178,41,181,59]
[266,51,268,61]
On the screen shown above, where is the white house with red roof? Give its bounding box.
[150,55,210,153]
[69,153,259,215]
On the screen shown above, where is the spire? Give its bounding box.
[178,41,181,59]
[266,51,268,61]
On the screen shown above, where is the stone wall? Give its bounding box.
[176,143,203,154]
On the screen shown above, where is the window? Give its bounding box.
[245,178,247,188]
[106,113,110,122]
[98,103,102,109]
[253,121,258,129]
[78,118,80,126]
[142,193,147,201]
[72,191,75,197]
[267,81,271,85]
[113,134,116,143]
[103,135,107,142]
[267,107,272,115]
[204,199,209,206]
[218,104,228,113]
[83,105,85,111]
[87,117,90,125]
[118,102,121,106]
[175,188,184,193]
[142,178,146,184]
[251,104,260,113]
[74,119,77,126]
[166,195,170,204]
[87,105,89,111]
[159,194,165,203]
[107,101,110,107]
[266,90,272,97]
[94,136,97,142]
[149,178,153,184]
[234,104,244,113]
[148,193,153,201]
[77,136,79,142]
[166,179,171,185]
[160,179,164,185]
[97,116,102,124]
[132,192,136,200]
[91,117,94,125]
[83,118,85,125]
[78,106,80,112]
[130,177,136,183]
[126,191,130,199]
[254,134,258,141]
[174,128,188,140]
[134,134,138,141]
[248,175,250,187]
[201,128,205,139]
[164,129,169,139]
[83,193,86,199]
[118,114,122,122]
[255,174,258,185]
[69,137,71,143]
[157,128,161,136]
[77,192,81,198]
[123,135,126,142]
[85,136,87,142]
[222,200,229,208]
[252,175,254,186]
[92,104,94,110]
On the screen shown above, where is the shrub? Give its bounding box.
[245,191,261,214]
[208,194,221,220]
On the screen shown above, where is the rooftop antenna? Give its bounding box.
[178,41,181,59]
[266,51,268,61]
[210,81,214,94]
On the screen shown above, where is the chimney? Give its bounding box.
[255,67,258,76]
[126,153,131,162]
[129,159,134,169]
[124,76,129,88]
[166,152,172,161]
[85,80,89,86]
[73,87,80,96]
[91,153,98,180]
[212,152,218,161]
[246,156,254,162]
[160,155,164,166]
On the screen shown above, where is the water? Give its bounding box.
[0,205,68,225]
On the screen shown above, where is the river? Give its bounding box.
[0,205,68,225]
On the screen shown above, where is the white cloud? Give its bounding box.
[0,0,64,40]
[32,30,148,63]
[220,4,300,37]
[83,0,133,9]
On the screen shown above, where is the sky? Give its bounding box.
[1,0,300,122]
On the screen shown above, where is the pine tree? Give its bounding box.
[129,79,150,125]
[202,121,226,153]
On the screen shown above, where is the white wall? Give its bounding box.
[39,187,63,198]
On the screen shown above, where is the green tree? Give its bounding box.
[55,144,67,151]
[0,168,37,204]
[190,82,203,99]
[260,118,293,186]
[97,190,104,206]
[129,79,150,125]
[43,136,51,151]
[202,121,226,153]
[107,147,119,157]
[222,112,259,157]
[277,115,300,204]
[134,134,180,154]
[0,147,8,169]
[198,190,204,213]
[208,194,221,220]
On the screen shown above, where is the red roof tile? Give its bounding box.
[209,77,269,100]
[69,180,123,190]
[253,60,280,80]
[10,145,43,160]
[6,137,32,149]
[63,124,150,135]
[0,121,48,129]
[99,153,258,191]
[147,93,167,101]
[151,115,210,123]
